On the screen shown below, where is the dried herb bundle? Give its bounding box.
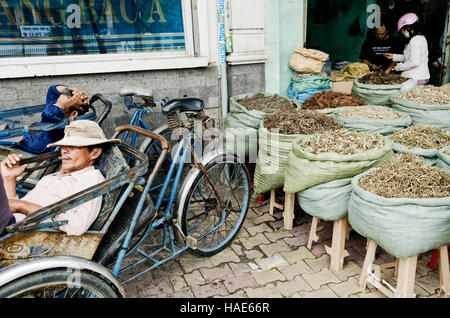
[239,93,295,112]
[359,153,450,198]
[338,106,400,120]
[390,124,450,149]
[330,63,370,82]
[358,71,407,85]
[300,129,384,155]
[263,108,340,135]
[396,85,450,105]
[302,91,367,110]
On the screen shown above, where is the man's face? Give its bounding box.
[375,25,388,40]
[60,146,99,174]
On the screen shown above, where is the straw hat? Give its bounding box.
[47,120,120,148]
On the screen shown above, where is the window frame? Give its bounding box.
[0,0,209,79]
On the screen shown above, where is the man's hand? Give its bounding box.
[8,199,42,216]
[384,53,394,60]
[371,64,382,70]
[1,153,27,180]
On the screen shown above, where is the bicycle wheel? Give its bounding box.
[180,155,251,256]
[0,268,119,298]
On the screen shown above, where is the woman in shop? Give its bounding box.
[384,12,430,91]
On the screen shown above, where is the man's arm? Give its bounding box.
[0,154,27,199]
[385,61,398,74]
[8,199,42,216]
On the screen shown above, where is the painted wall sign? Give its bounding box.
[0,0,186,57]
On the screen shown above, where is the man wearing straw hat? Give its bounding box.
[0,120,120,236]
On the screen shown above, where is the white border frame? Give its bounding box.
[0,0,209,79]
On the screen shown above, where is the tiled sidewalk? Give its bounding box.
[121,195,445,298]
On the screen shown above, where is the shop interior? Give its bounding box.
[305,0,449,85]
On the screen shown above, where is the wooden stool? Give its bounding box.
[359,239,449,298]
[269,190,295,230]
[307,216,351,272]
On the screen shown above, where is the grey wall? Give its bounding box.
[0,63,265,137]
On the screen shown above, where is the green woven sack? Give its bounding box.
[297,178,352,221]
[351,78,402,106]
[283,135,394,194]
[436,145,450,171]
[333,106,412,136]
[391,142,440,166]
[391,97,450,131]
[291,75,330,91]
[348,169,450,259]
[253,123,304,196]
[223,93,300,158]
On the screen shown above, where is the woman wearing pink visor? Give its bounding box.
[384,13,430,91]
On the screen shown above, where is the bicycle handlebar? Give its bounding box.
[89,93,112,126]
[113,125,170,153]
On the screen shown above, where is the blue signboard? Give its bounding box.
[0,0,186,57]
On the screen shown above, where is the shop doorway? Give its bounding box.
[305,0,449,85]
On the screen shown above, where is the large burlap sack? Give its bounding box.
[333,106,412,136]
[288,75,331,105]
[391,142,440,166]
[348,169,450,259]
[289,46,329,74]
[352,78,403,106]
[297,178,352,221]
[436,145,450,171]
[253,123,304,196]
[391,97,450,131]
[283,135,394,194]
[223,93,300,159]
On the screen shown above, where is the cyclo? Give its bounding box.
[0,95,251,297]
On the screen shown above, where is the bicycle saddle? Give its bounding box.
[119,86,152,98]
[162,98,204,114]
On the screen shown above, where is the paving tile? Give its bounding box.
[137,277,173,297]
[302,268,341,290]
[240,233,270,250]
[244,285,283,298]
[199,263,234,283]
[304,254,331,273]
[244,249,264,260]
[284,233,309,247]
[230,243,244,256]
[170,275,188,292]
[223,272,258,293]
[191,282,229,298]
[247,223,273,236]
[248,213,276,225]
[259,240,292,257]
[251,268,286,285]
[166,287,195,298]
[332,261,362,281]
[281,246,315,264]
[275,276,313,297]
[278,260,314,280]
[328,276,363,298]
[228,262,252,276]
[297,285,339,298]
[255,253,289,271]
[184,269,206,286]
[179,258,215,274]
[264,228,294,242]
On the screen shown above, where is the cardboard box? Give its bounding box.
[332,81,354,94]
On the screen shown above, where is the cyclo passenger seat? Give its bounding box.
[161,98,204,114]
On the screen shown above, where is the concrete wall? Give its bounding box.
[0,63,264,137]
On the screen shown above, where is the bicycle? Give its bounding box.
[0,97,251,297]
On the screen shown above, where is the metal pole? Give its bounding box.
[217,0,228,126]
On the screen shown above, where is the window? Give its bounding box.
[0,0,209,78]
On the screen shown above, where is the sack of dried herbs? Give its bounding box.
[333,106,412,136]
[352,72,407,106]
[436,145,450,171]
[252,109,340,195]
[348,153,450,259]
[391,86,450,130]
[297,178,353,222]
[223,92,301,158]
[389,124,450,165]
[283,129,394,194]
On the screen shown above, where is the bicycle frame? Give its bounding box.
[111,132,193,283]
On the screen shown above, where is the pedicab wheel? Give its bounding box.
[0,269,119,298]
[93,186,156,267]
[180,156,251,257]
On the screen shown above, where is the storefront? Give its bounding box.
[0,0,266,135]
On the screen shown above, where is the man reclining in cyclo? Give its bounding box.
[0,120,119,237]
[16,85,91,155]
